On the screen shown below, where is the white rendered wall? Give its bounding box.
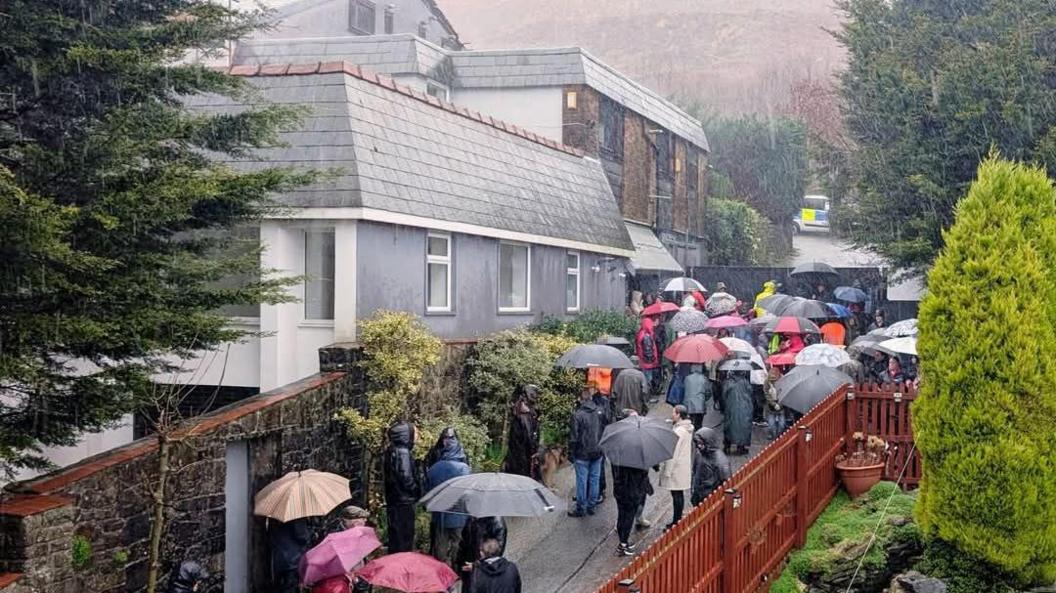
[449,87,564,141]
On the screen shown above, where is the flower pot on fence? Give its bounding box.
[836,461,886,498]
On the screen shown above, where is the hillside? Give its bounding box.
[436,0,846,115]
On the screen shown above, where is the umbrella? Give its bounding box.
[780,298,832,319]
[776,365,853,414]
[826,303,852,319]
[705,292,739,316]
[767,352,798,366]
[596,335,630,346]
[301,526,382,586]
[790,261,838,277]
[705,315,747,330]
[834,286,869,303]
[884,318,919,337]
[848,334,891,356]
[254,470,351,523]
[598,415,678,470]
[669,309,710,334]
[419,472,563,517]
[749,312,777,329]
[642,301,680,317]
[664,334,729,364]
[356,552,458,593]
[756,294,796,314]
[764,316,821,335]
[718,358,755,373]
[876,336,917,357]
[663,277,705,292]
[555,344,634,369]
[719,337,766,369]
[794,344,852,368]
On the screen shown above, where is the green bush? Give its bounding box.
[914,157,1056,584]
[700,197,778,265]
[415,413,490,469]
[914,539,1020,593]
[464,329,553,443]
[533,309,636,344]
[71,534,91,570]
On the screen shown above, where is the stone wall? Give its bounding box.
[0,366,366,593]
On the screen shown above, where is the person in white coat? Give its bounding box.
[658,405,695,531]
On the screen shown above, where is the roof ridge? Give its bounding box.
[225,61,585,158]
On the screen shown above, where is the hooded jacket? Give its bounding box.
[459,516,509,590]
[659,418,695,491]
[754,281,777,317]
[691,428,733,505]
[384,422,420,506]
[168,561,209,593]
[635,318,660,370]
[682,366,713,414]
[612,464,650,508]
[470,557,522,593]
[568,399,604,461]
[426,437,471,530]
[611,368,648,419]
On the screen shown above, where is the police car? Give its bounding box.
[793,195,830,233]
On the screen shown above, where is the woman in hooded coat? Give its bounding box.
[691,428,733,506]
[721,371,754,455]
[504,385,541,478]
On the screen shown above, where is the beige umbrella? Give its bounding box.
[254,470,351,523]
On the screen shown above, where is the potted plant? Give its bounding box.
[836,432,889,498]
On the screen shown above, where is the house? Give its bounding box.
[233,35,708,279]
[184,61,633,391]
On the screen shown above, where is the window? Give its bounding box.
[349,0,375,34]
[426,233,451,312]
[304,230,335,320]
[597,96,624,155]
[498,243,530,311]
[384,7,394,34]
[426,82,449,102]
[566,252,580,312]
[565,90,578,110]
[217,225,261,318]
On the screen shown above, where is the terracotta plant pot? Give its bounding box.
[836,461,886,498]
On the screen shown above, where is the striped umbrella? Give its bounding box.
[254,470,351,523]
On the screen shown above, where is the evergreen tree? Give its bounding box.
[0,1,311,474]
[836,0,1056,275]
[914,157,1056,584]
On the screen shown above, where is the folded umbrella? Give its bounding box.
[776,365,853,414]
[555,344,634,369]
[875,336,917,357]
[663,277,705,292]
[254,470,351,523]
[419,472,563,517]
[884,318,919,337]
[790,261,838,277]
[664,334,729,364]
[642,301,680,317]
[599,415,678,470]
[794,344,852,368]
[834,286,869,303]
[300,526,381,586]
[356,552,458,593]
[780,298,832,319]
[705,315,747,330]
[764,316,821,335]
[669,309,710,334]
[705,292,739,316]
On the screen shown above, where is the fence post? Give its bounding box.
[795,425,812,547]
[722,488,741,593]
[844,386,857,447]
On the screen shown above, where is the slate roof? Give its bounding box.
[233,36,710,151]
[624,221,683,273]
[187,62,633,253]
[273,0,461,44]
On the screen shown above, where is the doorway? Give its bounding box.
[225,440,250,593]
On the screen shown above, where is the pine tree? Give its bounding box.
[914,157,1056,584]
[0,1,311,474]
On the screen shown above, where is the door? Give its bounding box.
[225,440,250,593]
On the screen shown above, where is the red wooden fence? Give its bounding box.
[595,383,921,593]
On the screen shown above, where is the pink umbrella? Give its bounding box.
[300,526,382,586]
[705,315,747,330]
[356,552,459,593]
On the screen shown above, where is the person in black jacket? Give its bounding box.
[612,463,650,556]
[458,516,508,592]
[568,389,604,517]
[168,561,208,593]
[504,385,541,478]
[470,538,522,593]
[589,383,612,503]
[268,518,311,593]
[384,421,420,553]
[691,427,733,506]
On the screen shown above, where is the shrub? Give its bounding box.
[415,413,490,469]
[71,534,91,570]
[463,329,553,443]
[533,310,637,344]
[914,157,1056,584]
[700,197,778,265]
[914,539,1020,593]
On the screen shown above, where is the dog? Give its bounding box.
[537,445,567,490]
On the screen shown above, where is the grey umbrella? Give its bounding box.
[780,298,833,319]
[596,335,631,347]
[669,309,710,333]
[848,334,891,356]
[598,416,678,470]
[756,294,796,314]
[555,344,634,369]
[775,365,853,414]
[790,261,839,277]
[705,292,739,316]
[419,472,563,517]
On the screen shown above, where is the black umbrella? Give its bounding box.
[780,298,833,319]
[775,365,853,414]
[555,344,634,369]
[756,294,796,314]
[419,472,563,517]
[790,261,839,277]
[598,416,678,470]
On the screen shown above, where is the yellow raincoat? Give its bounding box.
[753,281,777,317]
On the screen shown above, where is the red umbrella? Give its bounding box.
[705,315,747,330]
[356,552,458,593]
[664,334,729,364]
[642,301,680,317]
[768,352,798,366]
[765,316,821,335]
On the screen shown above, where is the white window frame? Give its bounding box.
[498,241,532,313]
[426,232,452,313]
[566,251,581,312]
[303,229,336,323]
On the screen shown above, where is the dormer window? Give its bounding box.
[349,0,375,34]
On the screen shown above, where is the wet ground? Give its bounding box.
[503,402,768,593]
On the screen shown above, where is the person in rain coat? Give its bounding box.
[612,462,650,556]
[658,405,695,530]
[753,281,777,317]
[612,357,649,420]
[384,421,420,553]
[721,371,754,455]
[779,333,806,354]
[635,318,661,395]
[504,385,541,479]
[168,561,208,593]
[426,428,472,567]
[691,428,733,505]
[470,538,522,593]
[682,364,713,431]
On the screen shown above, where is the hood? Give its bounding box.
[439,437,468,464]
[478,556,513,577]
[640,318,655,334]
[388,422,413,449]
[763,281,776,292]
[578,399,598,412]
[674,418,694,431]
[694,427,722,450]
[175,561,208,584]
